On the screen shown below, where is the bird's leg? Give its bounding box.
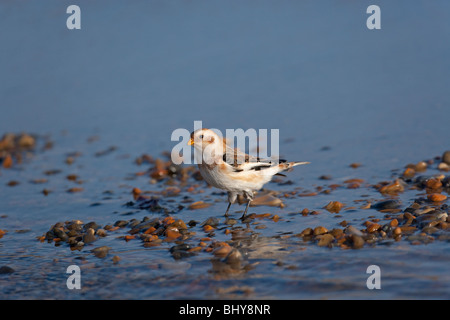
[224,202,232,217]
[240,191,253,220]
[240,200,251,220]
[226,191,237,217]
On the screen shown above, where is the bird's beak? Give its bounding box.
[188,138,194,146]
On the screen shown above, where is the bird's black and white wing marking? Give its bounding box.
[222,144,286,175]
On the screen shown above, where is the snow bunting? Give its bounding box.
[188,128,309,218]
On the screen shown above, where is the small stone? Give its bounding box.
[372,200,401,211]
[2,154,13,168]
[389,219,399,227]
[324,201,344,213]
[366,223,381,233]
[425,178,442,190]
[438,162,449,171]
[442,150,450,165]
[298,227,313,237]
[415,161,427,172]
[351,235,364,249]
[112,255,121,264]
[379,180,405,195]
[317,234,334,247]
[313,226,328,236]
[403,167,416,178]
[83,228,96,244]
[250,194,283,207]
[329,228,344,238]
[346,225,364,237]
[18,133,35,148]
[84,222,100,231]
[188,201,212,210]
[201,217,220,228]
[213,244,232,257]
[7,180,19,187]
[114,220,129,228]
[92,246,111,258]
[428,194,447,202]
[0,266,15,274]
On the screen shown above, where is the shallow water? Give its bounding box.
[1,0,450,299]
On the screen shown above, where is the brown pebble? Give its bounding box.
[329,228,344,238]
[351,235,364,249]
[393,227,402,235]
[350,163,361,169]
[2,154,13,168]
[298,227,313,237]
[389,219,399,227]
[427,194,447,202]
[400,226,417,233]
[92,246,111,258]
[403,167,415,178]
[324,201,344,213]
[404,212,416,220]
[415,161,427,172]
[379,179,404,195]
[367,223,381,233]
[313,226,328,236]
[426,178,442,190]
[213,244,232,257]
[317,234,334,247]
[66,174,78,181]
[112,255,121,264]
[188,201,212,210]
[7,180,19,187]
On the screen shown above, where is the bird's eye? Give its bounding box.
[199,135,204,139]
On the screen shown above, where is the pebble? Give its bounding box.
[415,161,427,172]
[84,222,101,231]
[403,167,415,178]
[250,194,283,207]
[82,228,96,244]
[188,201,212,210]
[317,234,334,247]
[428,194,447,202]
[379,180,405,195]
[170,244,196,259]
[313,226,328,236]
[372,200,401,211]
[366,223,381,233]
[389,219,399,227]
[112,255,121,264]
[324,201,344,213]
[442,150,450,165]
[438,162,449,171]
[351,235,364,249]
[201,217,220,228]
[345,225,364,237]
[0,266,15,274]
[114,220,129,228]
[92,246,111,258]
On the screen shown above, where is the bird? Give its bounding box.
[188,128,309,219]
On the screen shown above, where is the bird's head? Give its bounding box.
[189,128,224,163]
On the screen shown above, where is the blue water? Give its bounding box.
[1,0,450,299]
